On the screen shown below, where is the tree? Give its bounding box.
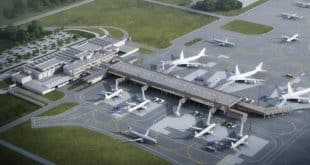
[27,20,44,39]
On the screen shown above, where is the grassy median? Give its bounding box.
[222,20,273,35]
[0,122,169,165]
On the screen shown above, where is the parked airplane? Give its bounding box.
[279,82,310,106]
[209,37,235,47]
[126,126,158,144]
[296,1,310,8]
[127,99,151,112]
[192,123,216,138]
[104,89,123,100]
[227,62,266,84]
[191,109,216,138]
[231,135,249,149]
[281,33,299,42]
[161,48,207,68]
[280,13,303,19]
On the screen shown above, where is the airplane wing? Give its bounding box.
[236,78,264,82]
[129,138,143,143]
[191,126,203,131]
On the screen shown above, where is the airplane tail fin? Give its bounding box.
[145,129,150,136]
[256,62,266,72]
[179,51,184,59]
[128,126,132,131]
[287,82,294,94]
[225,37,229,42]
[235,65,240,75]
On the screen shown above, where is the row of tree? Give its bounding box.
[3,0,79,19]
[0,21,46,45]
[192,0,243,12]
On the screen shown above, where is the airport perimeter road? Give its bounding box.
[8,0,94,26]
[0,140,55,165]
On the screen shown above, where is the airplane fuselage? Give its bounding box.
[231,135,249,149]
[194,123,216,138]
[169,55,202,66]
[229,70,259,82]
[105,89,123,100]
[282,88,310,102]
[213,39,235,47]
[128,99,151,112]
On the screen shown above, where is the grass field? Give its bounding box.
[39,102,78,116]
[43,90,65,101]
[185,38,202,46]
[0,145,39,165]
[0,122,169,165]
[158,0,192,6]
[40,0,217,48]
[222,20,273,35]
[214,0,268,16]
[67,30,96,39]
[0,0,82,25]
[16,92,48,106]
[106,28,124,39]
[83,28,106,36]
[0,94,40,126]
[0,78,12,89]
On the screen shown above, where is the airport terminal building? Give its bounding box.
[11,36,139,95]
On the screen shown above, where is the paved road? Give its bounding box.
[1,0,94,27]
[0,139,55,165]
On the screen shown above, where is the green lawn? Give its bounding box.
[39,102,78,116]
[0,78,12,89]
[83,28,106,36]
[16,92,48,106]
[139,48,154,55]
[222,20,273,35]
[43,90,65,101]
[158,0,192,6]
[0,94,40,126]
[40,0,217,48]
[214,0,268,16]
[185,38,202,46]
[106,28,124,39]
[0,0,83,25]
[0,145,39,165]
[0,122,170,165]
[67,30,96,39]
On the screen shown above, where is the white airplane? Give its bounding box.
[192,123,216,138]
[279,82,310,106]
[296,1,310,8]
[280,13,303,19]
[127,99,151,112]
[162,48,207,68]
[281,33,299,42]
[210,37,235,47]
[227,62,266,84]
[231,135,249,149]
[126,126,158,144]
[104,89,123,100]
